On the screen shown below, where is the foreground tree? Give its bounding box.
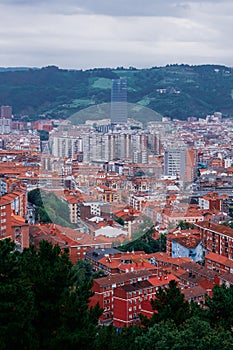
[20,241,73,348]
[51,282,102,350]
[94,325,143,350]
[0,239,102,350]
[135,317,233,350]
[142,280,191,327]
[0,239,37,349]
[205,284,233,330]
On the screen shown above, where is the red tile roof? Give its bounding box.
[149,274,179,287]
[182,285,206,300]
[94,270,152,287]
[196,221,233,238]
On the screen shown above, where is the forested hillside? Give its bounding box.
[0,64,233,121]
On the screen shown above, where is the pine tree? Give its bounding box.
[144,280,191,326]
[0,239,37,349]
[205,284,233,330]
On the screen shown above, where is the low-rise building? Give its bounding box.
[195,221,233,259]
[167,232,203,262]
[113,274,179,327]
[30,224,115,263]
[90,270,152,324]
[205,252,233,274]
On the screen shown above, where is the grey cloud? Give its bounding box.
[0,0,225,17]
[65,0,187,17]
[0,0,233,69]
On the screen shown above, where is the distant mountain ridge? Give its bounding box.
[0,67,38,72]
[0,64,232,122]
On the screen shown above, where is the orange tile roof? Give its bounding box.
[153,252,191,265]
[196,221,233,239]
[11,214,28,226]
[0,197,12,205]
[205,252,228,265]
[31,224,103,247]
[149,274,179,287]
[182,285,206,299]
[120,262,155,272]
[205,252,233,268]
[94,270,152,287]
[172,236,201,249]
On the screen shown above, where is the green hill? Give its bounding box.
[1,64,233,121]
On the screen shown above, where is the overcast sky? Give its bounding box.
[0,0,233,69]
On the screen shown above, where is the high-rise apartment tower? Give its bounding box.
[164,148,196,182]
[0,106,12,119]
[111,79,127,124]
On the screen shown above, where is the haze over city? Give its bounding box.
[0,0,233,69]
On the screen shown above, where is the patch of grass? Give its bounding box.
[91,77,112,89]
[69,99,94,107]
[138,96,154,106]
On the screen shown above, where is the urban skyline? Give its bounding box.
[1,93,233,342]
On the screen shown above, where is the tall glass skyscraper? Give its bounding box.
[111,79,127,124]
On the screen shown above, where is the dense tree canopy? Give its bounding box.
[148,280,191,326]
[134,318,233,350]
[205,284,233,331]
[0,239,102,350]
[1,239,233,349]
[118,225,166,254]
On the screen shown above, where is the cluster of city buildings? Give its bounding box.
[1,82,233,326]
[0,175,29,250]
[87,215,233,327]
